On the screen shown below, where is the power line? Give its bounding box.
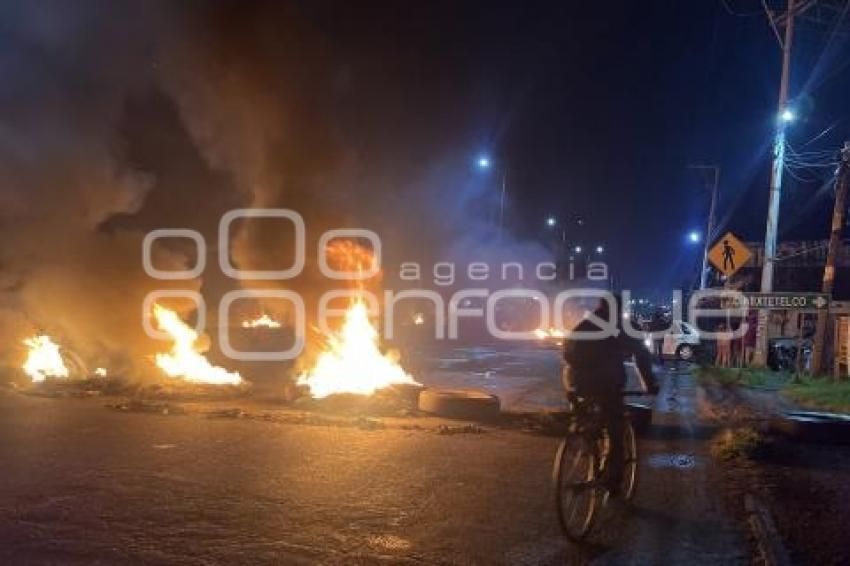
[719,0,764,16]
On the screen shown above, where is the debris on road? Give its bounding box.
[107,399,186,416]
[354,416,385,430]
[437,423,484,435]
[206,408,246,419]
[292,383,422,417]
[711,427,775,461]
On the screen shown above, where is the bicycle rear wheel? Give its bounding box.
[552,434,600,541]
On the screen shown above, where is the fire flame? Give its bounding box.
[535,327,566,340]
[297,299,418,398]
[241,313,282,329]
[152,304,242,385]
[22,335,70,382]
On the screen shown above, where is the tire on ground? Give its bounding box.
[769,411,850,444]
[418,388,501,421]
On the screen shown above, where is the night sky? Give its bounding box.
[3,0,850,340]
[302,0,850,295]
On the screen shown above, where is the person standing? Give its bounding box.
[715,322,732,368]
[743,310,757,366]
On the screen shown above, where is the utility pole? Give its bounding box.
[811,142,850,375]
[754,0,805,366]
[689,165,720,289]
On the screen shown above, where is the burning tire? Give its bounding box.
[418,388,501,421]
[770,411,850,444]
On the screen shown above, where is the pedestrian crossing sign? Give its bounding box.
[708,232,752,277]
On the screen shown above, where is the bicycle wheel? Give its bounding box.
[596,422,638,503]
[621,420,638,502]
[552,434,600,541]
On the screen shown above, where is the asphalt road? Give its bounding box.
[0,361,751,564]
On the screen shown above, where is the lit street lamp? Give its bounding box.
[476,154,507,240]
[688,230,701,244]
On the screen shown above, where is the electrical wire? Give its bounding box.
[784,164,825,183]
[801,119,842,147]
[803,0,850,93]
[719,0,763,17]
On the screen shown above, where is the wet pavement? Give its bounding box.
[410,341,652,412]
[409,341,567,411]
[584,365,749,565]
[0,348,751,564]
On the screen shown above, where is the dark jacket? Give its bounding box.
[563,316,656,397]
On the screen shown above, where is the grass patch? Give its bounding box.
[783,377,850,413]
[711,427,774,461]
[694,366,742,388]
[695,366,791,390]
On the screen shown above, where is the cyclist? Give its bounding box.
[562,295,659,497]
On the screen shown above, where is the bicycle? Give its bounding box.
[551,390,647,542]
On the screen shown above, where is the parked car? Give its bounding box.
[652,321,701,361]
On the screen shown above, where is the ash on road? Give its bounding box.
[0,363,750,564]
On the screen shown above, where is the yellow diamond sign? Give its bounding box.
[708,232,752,277]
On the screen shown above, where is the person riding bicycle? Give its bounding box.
[562,295,659,497]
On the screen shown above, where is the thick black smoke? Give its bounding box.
[0,1,549,381]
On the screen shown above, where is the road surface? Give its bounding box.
[0,352,751,564]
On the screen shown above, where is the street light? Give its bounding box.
[476,154,509,241]
[780,108,795,123]
[595,245,604,254]
[546,216,557,227]
[574,245,582,254]
[688,230,701,243]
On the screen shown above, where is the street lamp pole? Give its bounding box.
[761,0,796,296]
[689,165,720,290]
[476,155,508,243]
[755,0,807,366]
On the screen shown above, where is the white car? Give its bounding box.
[644,321,701,361]
[662,321,701,360]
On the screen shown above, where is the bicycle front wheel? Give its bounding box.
[552,434,600,541]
